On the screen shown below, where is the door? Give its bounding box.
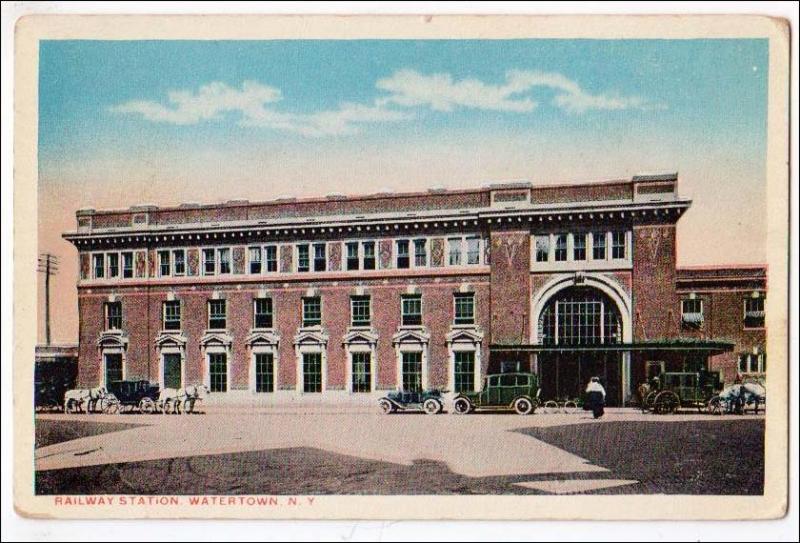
[163,353,182,389]
[104,353,123,386]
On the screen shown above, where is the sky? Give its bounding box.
[38,39,769,343]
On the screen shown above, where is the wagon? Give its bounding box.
[378,389,445,414]
[640,370,722,414]
[104,380,161,414]
[35,382,69,412]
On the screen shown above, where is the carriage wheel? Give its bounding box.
[378,399,394,415]
[707,396,723,416]
[643,391,658,413]
[654,391,680,414]
[452,397,472,414]
[139,397,155,414]
[103,399,120,415]
[423,398,442,415]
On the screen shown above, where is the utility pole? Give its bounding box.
[37,253,59,346]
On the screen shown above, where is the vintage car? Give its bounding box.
[452,373,540,415]
[104,380,161,414]
[378,389,445,414]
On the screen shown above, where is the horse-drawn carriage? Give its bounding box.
[639,370,723,414]
[103,380,161,414]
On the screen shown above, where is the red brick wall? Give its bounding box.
[632,225,678,340]
[489,231,531,344]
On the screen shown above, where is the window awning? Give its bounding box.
[490,340,735,354]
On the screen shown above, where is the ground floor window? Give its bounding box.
[254,353,274,393]
[351,352,372,393]
[104,353,123,385]
[162,353,182,389]
[453,351,475,393]
[303,352,322,393]
[208,352,227,392]
[401,351,422,392]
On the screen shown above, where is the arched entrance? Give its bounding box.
[535,284,627,405]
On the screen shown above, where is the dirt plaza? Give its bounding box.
[35,408,764,496]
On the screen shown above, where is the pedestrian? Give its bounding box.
[585,377,606,419]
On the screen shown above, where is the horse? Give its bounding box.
[63,387,107,413]
[718,383,766,414]
[157,387,185,414]
[181,384,209,414]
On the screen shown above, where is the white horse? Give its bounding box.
[157,387,185,414]
[181,384,209,414]
[63,387,107,413]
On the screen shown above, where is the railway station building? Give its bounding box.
[64,173,767,406]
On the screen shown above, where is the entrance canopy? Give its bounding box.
[491,340,735,355]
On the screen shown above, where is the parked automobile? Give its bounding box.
[378,389,445,414]
[452,373,540,415]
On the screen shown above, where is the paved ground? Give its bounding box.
[34,409,764,495]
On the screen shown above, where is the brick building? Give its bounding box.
[63,173,766,406]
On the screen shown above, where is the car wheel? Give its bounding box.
[514,397,534,415]
[378,399,393,415]
[423,398,441,415]
[453,397,472,414]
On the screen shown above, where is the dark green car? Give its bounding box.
[452,373,540,415]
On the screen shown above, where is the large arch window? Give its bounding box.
[538,286,622,345]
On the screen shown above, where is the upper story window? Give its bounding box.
[253,297,273,329]
[363,241,376,270]
[554,234,568,262]
[107,253,120,278]
[592,232,607,260]
[738,352,766,374]
[104,301,122,330]
[346,242,359,270]
[302,296,322,327]
[681,298,704,328]
[744,295,765,328]
[396,240,410,269]
[249,247,262,274]
[534,235,550,262]
[173,249,186,276]
[351,295,371,327]
[203,248,216,275]
[466,236,481,265]
[611,231,626,259]
[158,250,171,277]
[573,233,587,261]
[163,300,181,331]
[93,254,105,279]
[454,293,475,325]
[122,252,134,279]
[414,239,427,267]
[208,299,227,329]
[218,248,231,274]
[448,238,462,266]
[401,294,422,326]
[313,243,327,272]
[297,244,310,273]
[265,245,278,272]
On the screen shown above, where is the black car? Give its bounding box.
[378,389,445,414]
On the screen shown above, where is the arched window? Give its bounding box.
[538,286,622,345]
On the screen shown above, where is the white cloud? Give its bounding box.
[109,69,661,137]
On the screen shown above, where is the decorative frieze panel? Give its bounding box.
[147,249,156,277]
[279,245,293,273]
[232,246,246,274]
[135,250,147,278]
[430,238,444,267]
[79,253,90,280]
[186,248,199,276]
[379,239,393,269]
[328,241,341,271]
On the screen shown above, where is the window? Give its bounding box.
[254,353,274,393]
[454,293,475,325]
[351,296,371,327]
[362,241,376,270]
[414,239,427,267]
[122,252,134,278]
[401,351,422,392]
[454,351,475,393]
[163,300,181,331]
[203,248,216,275]
[554,234,568,261]
[592,232,607,260]
[208,352,227,392]
[538,286,622,345]
[253,297,273,329]
[105,301,122,330]
[346,242,359,270]
[534,235,550,262]
[302,296,322,327]
[302,352,322,393]
[249,247,262,274]
[208,299,227,330]
[466,236,481,265]
[744,296,765,328]
[351,352,371,393]
[396,240,410,269]
[265,245,278,272]
[401,294,422,326]
[612,231,626,259]
[107,253,119,278]
[573,233,586,261]
[297,244,310,272]
[93,254,105,278]
[681,298,704,328]
[448,238,462,266]
[313,243,326,272]
[218,248,231,274]
[738,353,766,374]
[173,250,185,276]
[158,250,171,277]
